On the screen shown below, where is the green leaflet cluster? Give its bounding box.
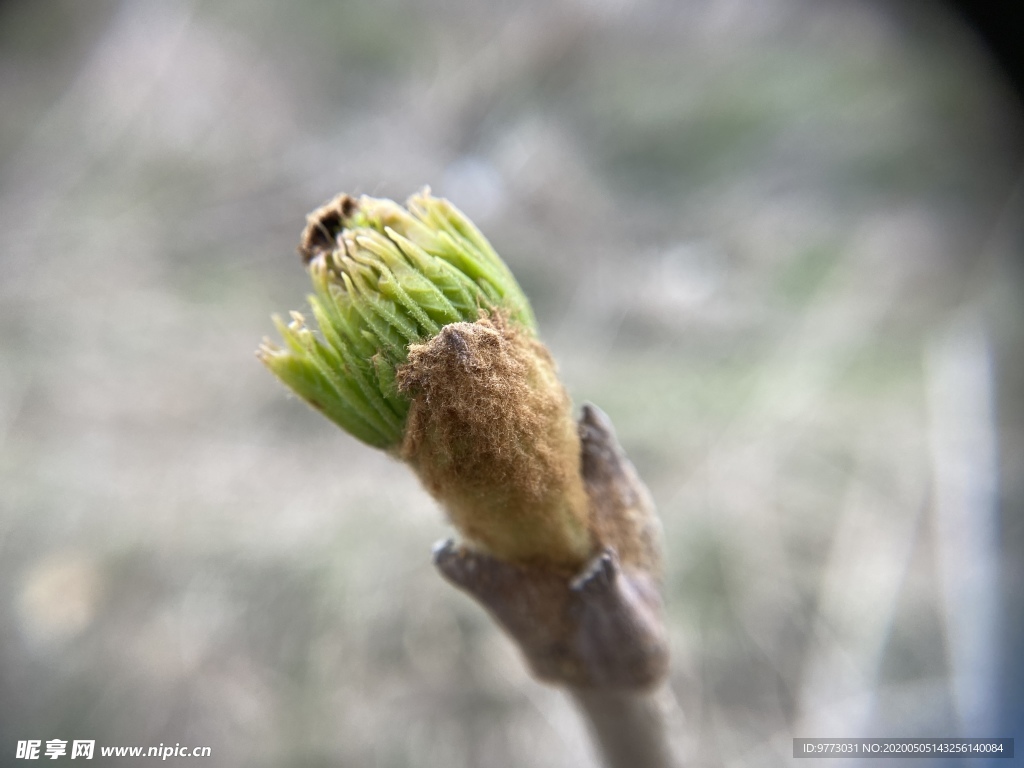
[259,190,537,449]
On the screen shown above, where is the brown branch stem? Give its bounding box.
[571,686,683,768]
[433,403,680,767]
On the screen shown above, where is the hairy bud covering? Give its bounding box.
[398,316,593,566]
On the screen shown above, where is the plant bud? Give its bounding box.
[260,190,593,567]
[258,189,535,449]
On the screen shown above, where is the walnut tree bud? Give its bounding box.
[260,190,593,567]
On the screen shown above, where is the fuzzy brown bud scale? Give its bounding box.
[397,315,593,568]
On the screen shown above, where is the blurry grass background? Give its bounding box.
[1,0,1022,766]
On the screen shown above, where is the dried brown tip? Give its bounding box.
[298,193,358,264]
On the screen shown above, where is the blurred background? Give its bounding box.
[1,0,1021,765]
